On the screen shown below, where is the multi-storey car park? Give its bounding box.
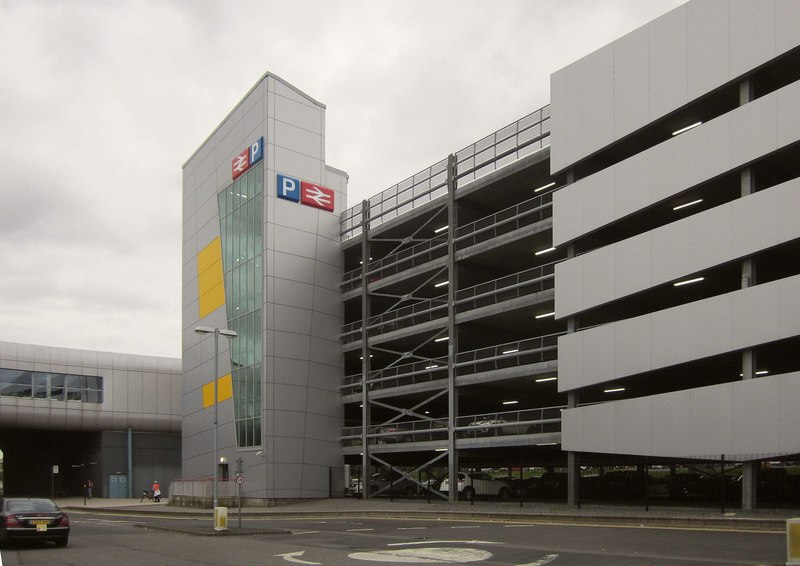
[339,0,800,510]
[1,0,798,512]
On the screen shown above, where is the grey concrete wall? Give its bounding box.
[552,79,800,249]
[562,371,800,460]
[556,176,800,318]
[558,274,800,391]
[182,72,345,499]
[0,341,181,432]
[550,0,800,174]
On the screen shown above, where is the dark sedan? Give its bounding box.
[0,498,70,547]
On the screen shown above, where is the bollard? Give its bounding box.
[214,506,228,531]
[788,518,800,565]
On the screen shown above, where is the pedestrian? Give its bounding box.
[151,480,161,502]
[87,479,94,499]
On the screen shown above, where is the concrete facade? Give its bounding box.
[181,73,346,500]
[546,0,800,511]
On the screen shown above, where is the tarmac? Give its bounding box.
[54,495,800,534]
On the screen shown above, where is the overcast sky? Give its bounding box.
[0,0,685,358]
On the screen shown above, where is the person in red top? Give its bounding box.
[151,480,161,502]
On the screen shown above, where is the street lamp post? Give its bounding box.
[195,325,238,509]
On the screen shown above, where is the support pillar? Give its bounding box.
[360,200,371,498]
[445,154,459,502]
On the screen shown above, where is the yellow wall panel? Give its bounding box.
[202,374,234,409]
[202,381,215,409]
[197,237,225,318]
[218,374,233,403]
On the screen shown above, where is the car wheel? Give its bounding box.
[55,536,69,547]
[498,487,511,500]
[461,487,475,501]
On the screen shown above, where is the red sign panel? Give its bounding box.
[232,148,250,180]
[300,181,335,212]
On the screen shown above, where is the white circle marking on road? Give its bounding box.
[348,547,493,563]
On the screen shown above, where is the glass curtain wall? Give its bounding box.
[217,162,263,447]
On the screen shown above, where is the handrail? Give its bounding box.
[340,105,551,242]
[340,405,564,443]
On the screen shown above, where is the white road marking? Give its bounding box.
[292,530,320,535]
[275,550,322,564]
[451,525,480,529]
[347,528,374,532]
[516,555,559,566]
[388,540,503,547]
[349,547,493,563]
[397,527,427,530]
[504,524,536,528]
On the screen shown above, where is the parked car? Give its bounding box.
[349,472,419,497]
[0,498,70,547]
[440,472,512,500]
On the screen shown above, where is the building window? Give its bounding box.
[0,369,103,403]
[218,162,263,447]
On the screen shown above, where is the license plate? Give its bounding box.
[36,524,48,532]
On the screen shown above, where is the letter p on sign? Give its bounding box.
[277,174,300,202]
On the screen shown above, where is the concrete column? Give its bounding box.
[738,78,760,510]
[567,390,580,506]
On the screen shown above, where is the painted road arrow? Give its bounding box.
[274,551,322,565]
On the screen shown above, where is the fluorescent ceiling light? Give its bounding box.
[434,225,448,233]
[434,281,449,287]
[502,348,519,355]
[535,312,555,319]
[536,377,557,383]
[502,400,518,405]
[536,442,558,446]
[741,370,770,376]
[434,336,449,342]
[604,387,625,393]
[672,121,702,136]
[358,355,374,360]
[435,448,448,452]
[534,182,556,192]
[535,247,556,256]
[673,277,705,287]
[425,364,439,369]
[673,199,703,211]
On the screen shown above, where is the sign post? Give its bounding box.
[51,465,59,498]
[236,458,244,528]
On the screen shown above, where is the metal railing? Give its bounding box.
[455,192,553,249]
[341,297,448,344]
[454,406,563,439]
[341,105,551,242]
[341,358,449,396]
[340,405,563,446]
[340,236,448,292]
[455,333,563,375]
[455,263,556,313]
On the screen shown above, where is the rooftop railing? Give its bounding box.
[340,105,551,242]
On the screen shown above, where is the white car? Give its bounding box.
[439,472,511,500]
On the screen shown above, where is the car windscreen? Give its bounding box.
[6,499,59,513]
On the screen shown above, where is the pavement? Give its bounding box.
[55,495,800,534]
